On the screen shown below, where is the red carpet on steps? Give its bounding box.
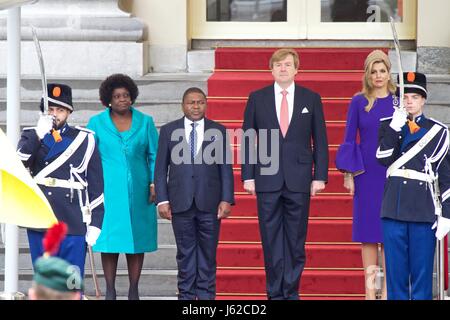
[216,270,365,295]
[207,47,387,300]
[223,121,345,145]
[234,170,347,194]
[208,72,363,98]
[215,47,385,71]
[229,146,340,170]
[208,99,351,122]
[230,194,353,218]
[217,244,362,269]
[219,219,353,243]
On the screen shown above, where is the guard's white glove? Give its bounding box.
[35,114,54,139]
[389,108,408,132]
[85,226,101,246]
[432,216,450,241]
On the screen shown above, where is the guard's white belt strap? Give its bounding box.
[34,131,88,181]
[35,177,84,190]
[387,124,442,177]
[389,169,432,183]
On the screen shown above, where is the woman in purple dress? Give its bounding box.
[336,50,397,300]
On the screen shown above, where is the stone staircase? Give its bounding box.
[1,49,449,299]
[426,75,450,124]
[0,221,178,299]
[0,73,209,129]
[0,72,209,300]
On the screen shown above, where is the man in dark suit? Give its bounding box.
[242,49,329,300]
[154,87,234,300]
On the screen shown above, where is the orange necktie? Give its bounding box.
[280,90,289,137]
[407,120,420,134]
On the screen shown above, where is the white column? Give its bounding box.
[4,5,21,296]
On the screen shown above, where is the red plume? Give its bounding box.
[42,222,68,256]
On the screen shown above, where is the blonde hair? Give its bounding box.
[361,50,397,112]
[270,48,300,70]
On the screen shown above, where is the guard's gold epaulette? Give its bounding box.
[379,116,393,122]
[75,126,95,134]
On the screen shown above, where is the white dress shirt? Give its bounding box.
[185,117,205,156]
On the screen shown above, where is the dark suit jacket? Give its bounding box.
[242,83,329,193]
[155,117,235,214]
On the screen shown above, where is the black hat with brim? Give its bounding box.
[39,83,74,113]
[396,72,427,98]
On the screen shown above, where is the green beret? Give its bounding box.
[33,256,83,292]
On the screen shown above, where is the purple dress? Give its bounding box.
[336,94,397,243]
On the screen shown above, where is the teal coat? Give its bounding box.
[87,108,158,253]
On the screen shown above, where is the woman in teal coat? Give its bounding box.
[87,74,158,300]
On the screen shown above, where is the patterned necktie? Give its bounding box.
[280,90,289,137]
[190,122,197,162]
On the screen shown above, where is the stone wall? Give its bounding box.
[0,0,147,77]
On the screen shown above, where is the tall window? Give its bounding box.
[321,0,403,22]
[207,0,288,22]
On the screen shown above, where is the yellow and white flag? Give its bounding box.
[0,128,57,228]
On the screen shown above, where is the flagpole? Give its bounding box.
[4,5,21,297]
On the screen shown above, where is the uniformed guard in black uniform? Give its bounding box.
[376,72,450,300]
[17,83,105,279]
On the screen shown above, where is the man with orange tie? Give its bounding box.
[376,72,450,299]
[16,83,104,281]
[241,48,329,300]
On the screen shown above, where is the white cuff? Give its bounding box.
[389,123,402,132]
[157,201,169,207]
